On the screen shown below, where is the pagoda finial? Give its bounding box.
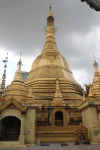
[82,89,86,102]
[93,53,98,68]
[47,4,54,19]
[51,79,66,106]
[88,84,93,97]
[14,52,23,81]
[93,54,99,77]
[50,4,51,11]
[0,53,8,95]
[17,52,22,67]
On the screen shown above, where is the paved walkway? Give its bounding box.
[10,142,100,150]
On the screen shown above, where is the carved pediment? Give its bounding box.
[0,98,27,112]
[7,104,16,108]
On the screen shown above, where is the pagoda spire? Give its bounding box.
[46,5,55,41]
[54,78,62,98]
[2,52,28,102]
[47,4,54,19]
[42,5,59,54]
[49,4,51,14]
[14,52,23,81]
[51,78,66,106]
[93,54,99,77]
[82,89,86,102]
[0,53,8,95]
[88,84,93,97]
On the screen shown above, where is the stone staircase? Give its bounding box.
[36,125,78,143]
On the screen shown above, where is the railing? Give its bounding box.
[37,122,50,126]
[0,132,20,141]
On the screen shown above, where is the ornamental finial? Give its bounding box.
[47,4,54,19]
[50,4,51,11]
[93,54,98,68]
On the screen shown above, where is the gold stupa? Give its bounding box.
[2,56,27,101]
[25,5,83,107]
[1,6,97,146]
[92,58,100,98]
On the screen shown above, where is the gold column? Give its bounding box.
[98,112,100,143]
[97,106,100,143]
[19,112,26,145]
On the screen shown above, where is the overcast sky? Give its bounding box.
[0,0,100,90]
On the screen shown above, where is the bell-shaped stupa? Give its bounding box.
[25,6,83,107]
[92,57,100,98]
[2,53,27,101]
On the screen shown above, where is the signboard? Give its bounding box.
[31,104,39,106]
[88,102,94,105]
[0,99,5,102]
[94,131,98,136]
[27,130,31,135]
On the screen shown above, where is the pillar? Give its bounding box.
[67,110,70,125]
[19,112,26,145]
[25,109,36,146]
[0,119,2,131]
[98,112,100,143]
[0,112,2,140]
[49,110,51,124]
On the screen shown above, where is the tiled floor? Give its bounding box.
[10,142,100,150]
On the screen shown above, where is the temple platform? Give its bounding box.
[36,125,81,143]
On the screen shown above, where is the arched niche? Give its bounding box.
[55,111,63,126]
[51,107,68,126]
[0,108,21,121]
[0,116,21,141]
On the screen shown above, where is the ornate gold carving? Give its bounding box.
[97,105,100,113]
[49,56,55,65]
[7,104,16,108]
[74,123,89,144]
[0,98,27,112]
[51,107,68,126]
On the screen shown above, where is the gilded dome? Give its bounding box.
[25,6,83,107]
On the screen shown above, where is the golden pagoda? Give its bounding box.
[2,54,27,101]
[92,58,100,98]
[0,6,95,147]
[25,5,83,108]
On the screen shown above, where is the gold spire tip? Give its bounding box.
[49,4,51,11]
[93,54,98,68]
[17,52,22,67]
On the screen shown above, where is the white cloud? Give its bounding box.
[0,48,40,86]
[73,69,94,90]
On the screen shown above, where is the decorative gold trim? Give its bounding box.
[0,98,27,112]
[74,122,89,144]
[97,105,100,113]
